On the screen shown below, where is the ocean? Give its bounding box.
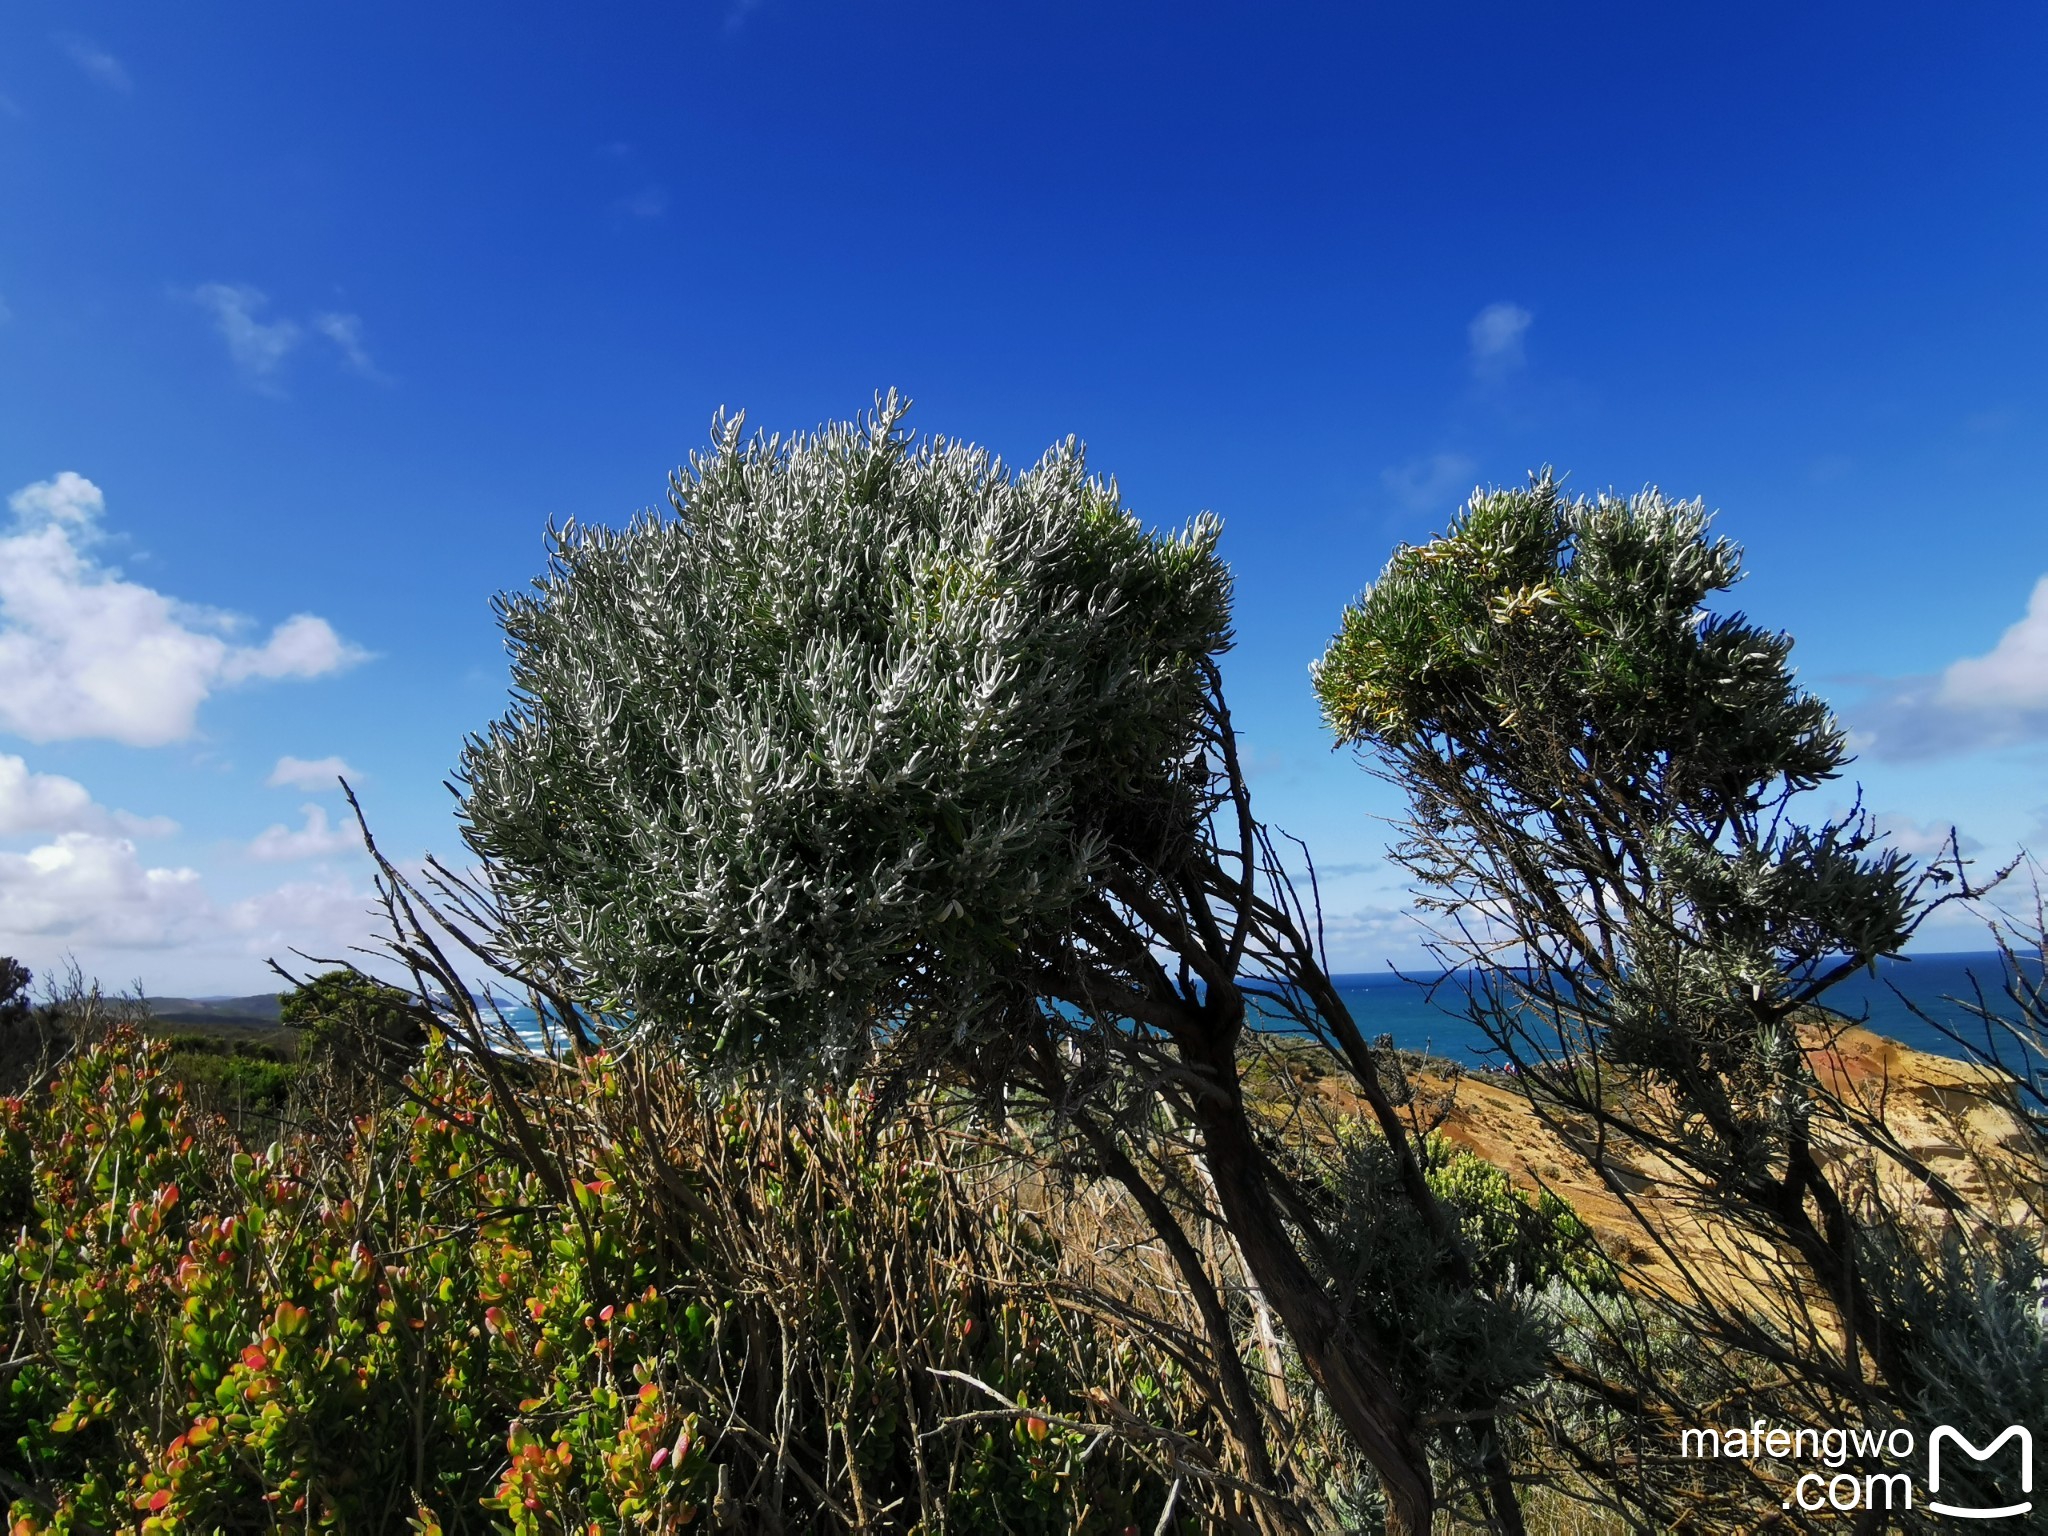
[1315,950,2044,1069]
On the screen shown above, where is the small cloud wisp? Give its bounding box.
[1468,301,1532,384]
[187,286,385,391]
[189,284,301,389]
[55,33,131,92]
[268,755,359,792]
[247,804,364,863]
[1382,452,1478,516]
[312,312,387,381]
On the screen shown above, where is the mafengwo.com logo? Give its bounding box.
[1679,1420,2033,1517]
[1929,1428,2034,1521]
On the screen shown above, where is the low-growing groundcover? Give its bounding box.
[0,1029,1206,1532]
[0,1031,714,1531]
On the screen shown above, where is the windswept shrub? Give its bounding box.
[438,396,1523,1534]
[1315,475,2048,1530]
[281,969,432,1064]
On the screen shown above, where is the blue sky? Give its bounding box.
[1,2,2044,994]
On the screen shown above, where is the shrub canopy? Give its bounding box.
[459,397,1231,1065]
[1314,472,1844,814]
[1311,475,1922,1014]
[1315,474,1942,1120]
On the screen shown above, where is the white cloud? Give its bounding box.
[1318,902,1430,971]
[1854,574,2048,759]
[55,34,130,92]
[0,841,382,990]
[0,761,385,991]
[1382,452,1478,515]
[220,613,363,682]
[9,471,102,527]
[268,755,358,791]
[226,872,375,943]
[311,312,386,380]
[0,753,175,838]
[248,804,362,863]
[0,757,94,836]
[1871,813,1979,859]
[189,284,301,389]
[1468,302,1532,383]
[1937,575,2048,713]
[0,472,367,746]
[0,832,203,948]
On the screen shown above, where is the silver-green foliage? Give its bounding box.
[1311,473,1921,1069]
[458,396,1231,1066]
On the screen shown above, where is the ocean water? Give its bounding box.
[1315,950,2044,1069]
[490,951,2042,1072]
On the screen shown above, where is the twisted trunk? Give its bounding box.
[1188,1058,1437,1536]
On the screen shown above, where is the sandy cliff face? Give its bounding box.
[1796,1025,2041,1221]
[1295,1026,2043,1311]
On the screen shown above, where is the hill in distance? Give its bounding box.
[147,994,284,1027]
